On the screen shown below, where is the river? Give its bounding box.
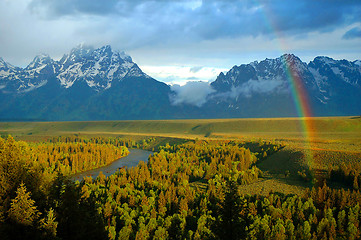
[71,149,153,181]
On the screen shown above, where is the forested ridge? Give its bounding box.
[1,136,361,239]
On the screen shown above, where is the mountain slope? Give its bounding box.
[0,48,360,121]
[207,54,361,117]
[0,45,176,120]
[308,56,361,115]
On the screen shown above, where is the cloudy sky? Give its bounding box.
[1,0,360,84]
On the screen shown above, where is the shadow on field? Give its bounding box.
[257,147,304,176]
[256,147,313,188]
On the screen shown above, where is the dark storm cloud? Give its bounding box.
[2,0,360,71]
[343,27,361,39]
[28,0,361,40]
[28,0,121,16]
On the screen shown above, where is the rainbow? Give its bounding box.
[255,2,317,172]
[281,56,316,169]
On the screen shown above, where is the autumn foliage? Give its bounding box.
[1,136,361,239]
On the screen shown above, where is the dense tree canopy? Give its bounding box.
[0,136,360,239]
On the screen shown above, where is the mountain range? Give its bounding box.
[0,45,360,121]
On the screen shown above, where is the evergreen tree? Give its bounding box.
[216,179,245,240]
[39,208,58,238]
[8,183,39,226]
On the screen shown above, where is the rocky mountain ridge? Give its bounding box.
[0,45,148,94]
[209,54,361,117]
[0,47,360,120]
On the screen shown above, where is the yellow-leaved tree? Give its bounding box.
[8,183,39,226]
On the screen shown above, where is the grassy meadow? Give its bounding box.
[1,116,360,141]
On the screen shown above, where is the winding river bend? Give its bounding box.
[72,149,153,181]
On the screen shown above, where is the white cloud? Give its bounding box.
[217,77,286,100]
[170,81,215,107]
[141,65,228,85]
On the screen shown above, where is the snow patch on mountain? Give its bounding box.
[21,80,48,93]
[309,67,328,93]
[0,70,11,77]
[0,45,150,93]
[55,45,143,90]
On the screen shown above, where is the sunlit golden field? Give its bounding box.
[1,116,360,196]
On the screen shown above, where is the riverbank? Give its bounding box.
[71,149,153,181]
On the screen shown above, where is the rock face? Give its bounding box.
[0,47,360,121]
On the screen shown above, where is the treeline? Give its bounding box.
[33,141,129,176]
[2,136,361,239]
[328,162,361,190]
[48,136,156,150]
[153,141,261,184]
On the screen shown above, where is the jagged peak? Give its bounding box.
[250,60,259,67]
[33,53,52,63]
[278,53,303,63]
[65,44,133,63]
[312,56,336,65]
[281,53,296,58]
[26,53,54,70]
[95,45,112,54]
[116,50,133,62]
[69,44,94,58]
[0,57,16,69]
[93,45,133,62]
[230,64,239,70]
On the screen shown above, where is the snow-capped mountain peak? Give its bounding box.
[26,54,53,70]
[0,45,150,93]
[278,54,309,73]
[0,52,360,121]
[280,53,297,61]
[212,54,361,109]
[56,45,146,90]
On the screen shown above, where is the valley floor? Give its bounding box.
[1,116,360,196]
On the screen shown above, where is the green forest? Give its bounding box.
[1,135,361,239]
